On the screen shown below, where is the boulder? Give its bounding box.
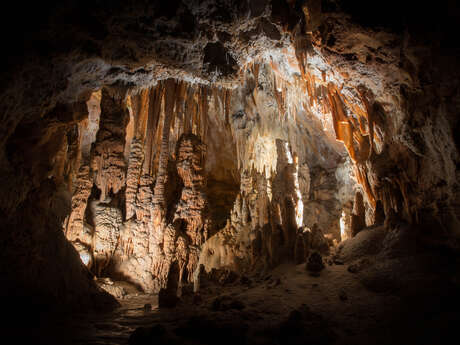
[306,252,325,276]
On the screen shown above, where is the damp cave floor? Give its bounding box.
[13,258,456,345]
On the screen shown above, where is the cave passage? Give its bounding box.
[1,1,459,345]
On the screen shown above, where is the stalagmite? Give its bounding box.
[125,138,144,220]
[25,11,451,308]
[125,90,150,220]
[90,200,123,276]
[173,134,209,282]
[58,54,370,293]
[2,3,459,345]
[66,164,93,244]
[91,88,130,202]
[351,191,366,237]
[65,92,101,263]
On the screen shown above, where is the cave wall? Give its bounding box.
[0,0,459,307]
[55,59,358,292]
[0,95,117,312]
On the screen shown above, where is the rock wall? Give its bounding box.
[55,63,357,293]
[0,0,458,309]
[0,94,117,313]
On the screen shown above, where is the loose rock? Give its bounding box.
[306,252,325,276]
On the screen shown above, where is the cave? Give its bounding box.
[1,1,459,344]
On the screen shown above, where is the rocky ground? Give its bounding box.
[7,223,457,345]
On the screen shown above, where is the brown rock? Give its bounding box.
[351,192,366,237]
[91,88,130,202]
[306,252,325,275]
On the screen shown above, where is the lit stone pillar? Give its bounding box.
[351,191,366,237]
[339,208,352,241]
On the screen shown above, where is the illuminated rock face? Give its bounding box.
[91,89,130,202]
[174,134,209,280]
[55,66,357,292]
[0,0,459,310]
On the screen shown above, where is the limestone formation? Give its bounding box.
[91,89,130,202]
[90,200,123,276]
[1,0,458,320]
[351,192,366,237]
[125,138,144,221]
[66,164,93,245]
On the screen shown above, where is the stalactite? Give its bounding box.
[191,87,200,136]
[124,100,135,161]
[326,85,357,161]
[65,54,370,293]
[311,76,317,107]
[183,85,193,134]
[225,89,231,127]
[176,81,188,138]
[200,86,208,140]
[358,90,374,158]
[354,164,376,207]
[253,63,260,86]
[153,79,177,209]
[148,79,182,292]
[145,85,163,176]
[169,80,185,146]
[217,87,231,127]
[136,89,150,140]
[129,94,140,137]
[273,75,285,116]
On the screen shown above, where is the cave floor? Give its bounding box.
[26,259,451,345]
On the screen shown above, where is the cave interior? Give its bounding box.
[1,1,460,344]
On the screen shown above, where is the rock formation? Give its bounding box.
[351,191,366,237]
[0,0,459,319]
